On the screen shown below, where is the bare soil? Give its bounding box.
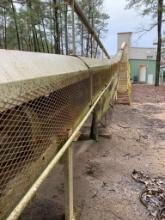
[20,84,165,220]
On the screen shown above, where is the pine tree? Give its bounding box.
[0,0,110,58]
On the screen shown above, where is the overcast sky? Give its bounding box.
[103,0,157,55]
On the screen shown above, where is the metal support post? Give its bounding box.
[90,109,98,141]
[64,144,75,220]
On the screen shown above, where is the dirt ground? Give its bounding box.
[20,84,165,220]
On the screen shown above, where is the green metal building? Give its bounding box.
[129,59,156,82]
[117,32,164,84]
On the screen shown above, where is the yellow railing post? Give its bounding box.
[64,144,75,220]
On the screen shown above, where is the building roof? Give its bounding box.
[118,32,132,35]
[131,47,156,50]
[129,47,156,60]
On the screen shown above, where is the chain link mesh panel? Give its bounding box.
[92,66,112,98]
[0,72,92,219]
[0,54,122,219]
[94,74,118,123]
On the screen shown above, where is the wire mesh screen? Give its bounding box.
[0,55,121,219]
[94,75,118,123]
[0,72,92,219]
[92,66,112,98]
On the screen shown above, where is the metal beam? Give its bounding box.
[65,0,110,59]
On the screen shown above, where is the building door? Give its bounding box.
[139,65,147,83]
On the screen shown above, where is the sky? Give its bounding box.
[103,0,157,56]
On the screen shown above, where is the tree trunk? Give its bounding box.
[95,30,101,58]
[26,0,40,52]
[90,0,94,58]
[155,0,163,86]
[59,9,64,55]
[86,33,90,57]
[53,0,60,54]
[64,4,68,55]
[49,1,54,53]
[34,27,40,52]
[41,16,50,53]
[3,8,7,49]
[90,35,93,58]
[81,24,84,56]
[38,24,45,52]
[27,21,32,51]
[11,0,21,50]
[86,2,92,57]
